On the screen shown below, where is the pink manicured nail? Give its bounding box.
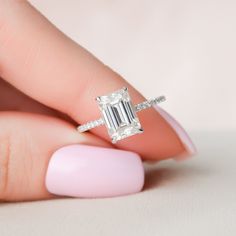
[46,145,144,198]
[154,106,197,160]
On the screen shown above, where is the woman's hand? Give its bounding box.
[0,1,195,201]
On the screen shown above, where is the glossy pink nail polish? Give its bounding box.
[46,145,144,198]
[154,106,197,160]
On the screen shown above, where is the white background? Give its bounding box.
[31,0,236,132]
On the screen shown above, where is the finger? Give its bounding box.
[0,78,58,115]
[0,1,193,160]
[0,78,75,123]
[0,112,144,201]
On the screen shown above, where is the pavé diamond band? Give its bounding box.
[77,87,166,143]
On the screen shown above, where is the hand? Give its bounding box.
[0,1,195,201]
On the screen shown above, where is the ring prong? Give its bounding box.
[111,138,117,144]
[123,87,128,91]
[95,96,101,102]
[139,128,144,133]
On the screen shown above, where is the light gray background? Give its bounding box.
[1,1,236,235]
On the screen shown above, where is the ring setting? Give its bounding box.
[77,87,166,143]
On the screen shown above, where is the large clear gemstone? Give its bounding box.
[97,87,143,143]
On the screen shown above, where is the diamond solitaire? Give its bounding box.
[78,87,166,143]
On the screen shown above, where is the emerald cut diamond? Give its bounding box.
[96,87,143,143]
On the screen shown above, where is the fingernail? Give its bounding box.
[46,144,144,198]
[154,106,197,160]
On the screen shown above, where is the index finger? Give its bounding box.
[0,1,193,160]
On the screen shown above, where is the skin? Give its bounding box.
[0,1,186,202]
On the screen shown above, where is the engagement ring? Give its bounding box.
[77,87,166,143]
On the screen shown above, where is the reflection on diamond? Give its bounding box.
[97,87,143,143]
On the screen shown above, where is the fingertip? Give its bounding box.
[154,106,197,160]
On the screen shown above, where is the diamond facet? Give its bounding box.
[97,87,143,143]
